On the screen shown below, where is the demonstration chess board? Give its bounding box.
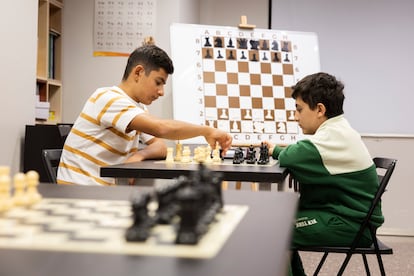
[170,23,320,145]
[0,198,248,258]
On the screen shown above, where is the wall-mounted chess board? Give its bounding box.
[0,198,248,259]
[170,23,320,145]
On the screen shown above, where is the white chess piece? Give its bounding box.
[0,174,13,212]
[165,147,174,164]
[277,122,287,133]
[231,121,240,132]
[26,170,42,204]
[181,146,191,163]
[212,144,222,163]
[244,109,252,119]
[13,172,28,206]
[174,143,182,162]
[265,109,273,119]
[219,109,228,119]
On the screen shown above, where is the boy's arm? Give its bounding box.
[124,137,167,163]
[127,113,232,154]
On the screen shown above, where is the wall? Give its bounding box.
[0,0,37,175]
[363,135,414,236]
[271,0,414,135]
[62,0,200,124]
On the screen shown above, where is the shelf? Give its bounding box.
[36,0,63,124]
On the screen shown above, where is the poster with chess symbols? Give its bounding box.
[170,23,320,146]
[93,0,156,56]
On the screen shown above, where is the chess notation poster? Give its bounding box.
[170,23,320,145]
[93,0,156,57]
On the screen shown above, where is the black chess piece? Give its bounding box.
[273,52,280,62]
[245,145,257,164]
[233,147,245,164]
[204,49,212,59]
[214,37,223,47]
[216,50,223,59]
[249,40,259,50]
[155,178,183,224]
[227,38,234,48]
[262,52,268,61]
[125,193,153,242]
[251,53,258,62]
[227,50,235,60]
[257,142,270,165]
[240,51,247,60]
[272,40,279,51]
[175,185,203,245]
[204,37,212,47]
[282,41,289,52]
[284,53,290,62]
[238,38,248,49]
[261,40,269,50]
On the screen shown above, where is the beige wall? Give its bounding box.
[0,0,38,175]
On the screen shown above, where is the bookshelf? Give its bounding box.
[36,0,63,123]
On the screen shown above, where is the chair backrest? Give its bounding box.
[351,157,397,249]
[41,149,63,183]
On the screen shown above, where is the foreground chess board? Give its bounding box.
[0,198,248,258]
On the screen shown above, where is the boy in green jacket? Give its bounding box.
[265,72,383,275]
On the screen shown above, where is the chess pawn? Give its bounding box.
[26,170,42,204]
[181,146,191,163]
[13,172,29,206]
[204,145,213,164]
[0,174,13,212]
[212,144,222,164]
[165,147,174,164]
[0,166,10,176]
[174,143,182,162]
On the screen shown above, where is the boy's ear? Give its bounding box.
[316,103,327,117]
[134,65,145,77]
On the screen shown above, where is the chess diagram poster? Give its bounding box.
[170,23,320,145]
[93,0,156,56]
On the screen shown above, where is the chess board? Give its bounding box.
[0,198,248,258]
[170,23,320,145]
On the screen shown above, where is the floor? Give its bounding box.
[299,235,414,275]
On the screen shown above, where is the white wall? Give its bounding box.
[62,0,201,123]
[199,0,269,29]
[271,0,414,135]
[363,135,414,236]
[0,0,37,175]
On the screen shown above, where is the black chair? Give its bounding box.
[297,157,397,276]
[41,149,63,183]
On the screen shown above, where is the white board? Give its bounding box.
[170,23,320,145]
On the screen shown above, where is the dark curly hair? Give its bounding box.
[291,72,345,118]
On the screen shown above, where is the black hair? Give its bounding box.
[122,45,174,80]
[291,72,345,118]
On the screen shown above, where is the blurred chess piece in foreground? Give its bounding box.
[0,168,13,212]
[13,172,29,206]
[26,170,42,204]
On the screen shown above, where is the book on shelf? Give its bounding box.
[48,30,60,79]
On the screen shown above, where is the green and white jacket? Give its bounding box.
[272,115,384,227]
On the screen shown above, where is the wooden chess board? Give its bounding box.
[0,198,248,259]
[170,23,320,146]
